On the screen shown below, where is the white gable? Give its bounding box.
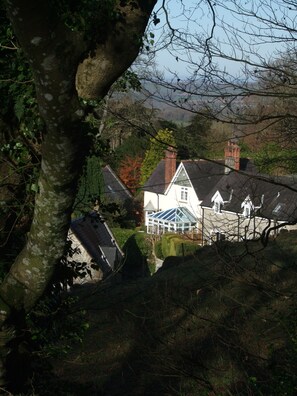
[211,190,224,204]
[241,195,254,210]
[164,162,192,195]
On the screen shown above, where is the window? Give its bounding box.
[273,203,284,216]
[241,196,254,218]
[243,205,251,218]
[180,187,188,201]
[213,201,221,213]
[216,232,225,242]
[210,230,225,243]
[174,168,191,186]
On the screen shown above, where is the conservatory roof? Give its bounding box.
[149,207,197,223]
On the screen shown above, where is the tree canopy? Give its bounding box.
[140,128,176,184]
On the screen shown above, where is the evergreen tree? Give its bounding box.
[140,129,176,184]
[178,114,212,159]
[253,142,297,175]
[74,156,103,216]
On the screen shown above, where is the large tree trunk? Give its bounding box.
[0,0,156,387]
[0,0,87,321]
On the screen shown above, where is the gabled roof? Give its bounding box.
[143,159,226,197]
[149,207,197,223]
[182,160,226,200]
[143,159,169,194]
[143,157,256,198]
[70,212,123,273]
[102,165,132,202]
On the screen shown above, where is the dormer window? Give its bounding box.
[243,205,251,218]
[211,191,225,214]
[213,201,222,213]
[241,195,253,218]
[180,187,188,201]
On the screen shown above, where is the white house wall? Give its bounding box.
[67,231,103,283]
[144,185,202,219]
[202,208,297,243]
[143,191,162,212]
[165,183,202,218]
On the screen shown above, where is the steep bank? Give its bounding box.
[42,232,297,395]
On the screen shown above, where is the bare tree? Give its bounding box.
[143,1,297,135]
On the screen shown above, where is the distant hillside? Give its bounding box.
[118,79,257,126]
[38,232,297,395]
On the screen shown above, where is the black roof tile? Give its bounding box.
[102,165,132,202]
[143,160,168,194]
[71,213,123,273]
[203,172,297,221]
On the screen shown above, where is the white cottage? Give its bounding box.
[67,213,124,284]
[201,172,297,243]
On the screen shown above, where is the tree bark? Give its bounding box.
[0,0,156,386]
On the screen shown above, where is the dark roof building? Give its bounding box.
[70,212,123,275]
[143,148,256,200]
[202,172,297,222]
[143,140,297,240]
[102,165,133,202]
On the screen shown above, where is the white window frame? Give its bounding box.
[211,191,224,214]
[180,187,188,202]
[241,196,253,218]
[243,205,251,218]
[213,201,222,213]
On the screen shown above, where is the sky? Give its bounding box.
[143,0,297,80]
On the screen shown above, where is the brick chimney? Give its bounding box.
[164,147,177,188]
[225,140,240,173]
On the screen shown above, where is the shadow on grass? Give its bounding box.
[30,236,297,396]
[121,234,150,280]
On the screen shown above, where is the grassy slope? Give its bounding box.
[46,232,297,395]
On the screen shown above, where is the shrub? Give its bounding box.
[27,295,89,358]
[161,233,177,257]
[154,240,164,259]
[160,234,200,258]
[175,240,200,257]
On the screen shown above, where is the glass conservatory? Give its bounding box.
[146,207,197,235]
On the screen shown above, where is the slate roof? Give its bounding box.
[143,159,168,194]
[202,172,297,222]
[102,165,132,202]
[261,176,297,221]
[143,157,255,198]
[144,159,224,195]
[71,212,123,274]
[143,152,297,223]
[182,160,226,200]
